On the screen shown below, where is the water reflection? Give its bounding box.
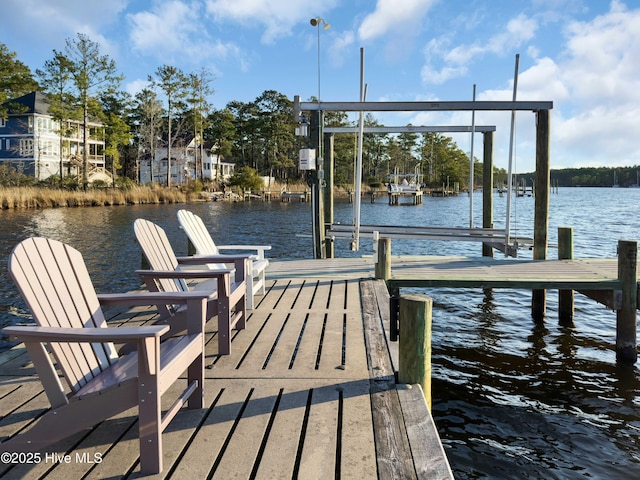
[0,188,639,477]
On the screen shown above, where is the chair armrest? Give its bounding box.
[135,268,237,297]
[2,325,169,343]
[135,269,234,279]
[176,253,251,264]
[216,245,271,260]
[171,257,248,284]
[98,290,213,306]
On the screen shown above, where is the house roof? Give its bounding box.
[2,91,50,115]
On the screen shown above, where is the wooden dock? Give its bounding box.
[1,251,637,478]
[268,252,638,360]
[0,274,452,479]
[267,255,636,304]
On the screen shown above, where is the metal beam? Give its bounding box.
[295,99,553,113]
[323,125,496,134]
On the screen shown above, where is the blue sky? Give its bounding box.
[3,0,640,172]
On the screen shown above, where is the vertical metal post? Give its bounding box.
[505,54,520,252]
[352,48,365,251]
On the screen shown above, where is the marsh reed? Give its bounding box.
[0,186,196,209]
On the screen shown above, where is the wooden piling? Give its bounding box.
[310,111,325,259]
[558,227,574,325]
[375,237,391,281]
[531,108,550,322]
[482,131,494,258]
[616,240,638,364]
[324,133,335,259]
[398,294,433,409]
[376,236,399,342]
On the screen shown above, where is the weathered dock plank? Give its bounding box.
[0,274,451,479]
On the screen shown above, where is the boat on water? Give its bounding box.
[386,166,423,193]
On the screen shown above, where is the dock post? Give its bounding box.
[324,133,335,259]
[558,227,574,325]
[482,131,494,258]
[616,240,638,364]
[310,111,325,259]
[398,294,433,409]
[531,108,550,322]
[377,237,399,342]
[375,237,391,280]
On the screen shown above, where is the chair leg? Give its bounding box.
[236,291,247,330]
[247,276,255,310]
[259,270,266,295]
[187,297,206,409]
[187,355,204,409]
[217,296,231,355]
[138,372,162,474]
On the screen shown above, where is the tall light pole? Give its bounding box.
[309,17,330,259]
[310,17,330,104]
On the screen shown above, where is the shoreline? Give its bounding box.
[0,184,355,210]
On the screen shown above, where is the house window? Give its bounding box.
[20,139,34,156]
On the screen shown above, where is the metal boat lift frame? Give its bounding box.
[293,97,553,261]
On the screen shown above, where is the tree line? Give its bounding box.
[2,35,507,190]
[517,166,640,188]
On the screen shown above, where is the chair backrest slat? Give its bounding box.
[177,210,219,255]
[134,219,189,293]
[8,238,118,393]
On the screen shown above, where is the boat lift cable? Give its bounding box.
[505,53,520,255]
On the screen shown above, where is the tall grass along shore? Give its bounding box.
[0,186,197,209]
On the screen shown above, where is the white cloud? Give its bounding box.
[518,57,570,101]
[205,0,340,44]
[2,0,127,67]
[328,31,356,68]
[544,1,640,166]
[124,78,151,96]
[560,1,640,107]
[128,1,202,55]
[358,0,438,42]
[126,0,247,72]
[424,13,538,85]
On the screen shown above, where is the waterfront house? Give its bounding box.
[139,138,235,185]
[0,91,110,184]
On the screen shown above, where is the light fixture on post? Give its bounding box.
[309,16,330,173]
[309,17,330,104]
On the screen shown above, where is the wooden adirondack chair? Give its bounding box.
[177,209,271,309]
[1,237,209,474]
[133,218,247,355]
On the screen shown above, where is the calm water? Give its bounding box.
[0,187,639,479]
